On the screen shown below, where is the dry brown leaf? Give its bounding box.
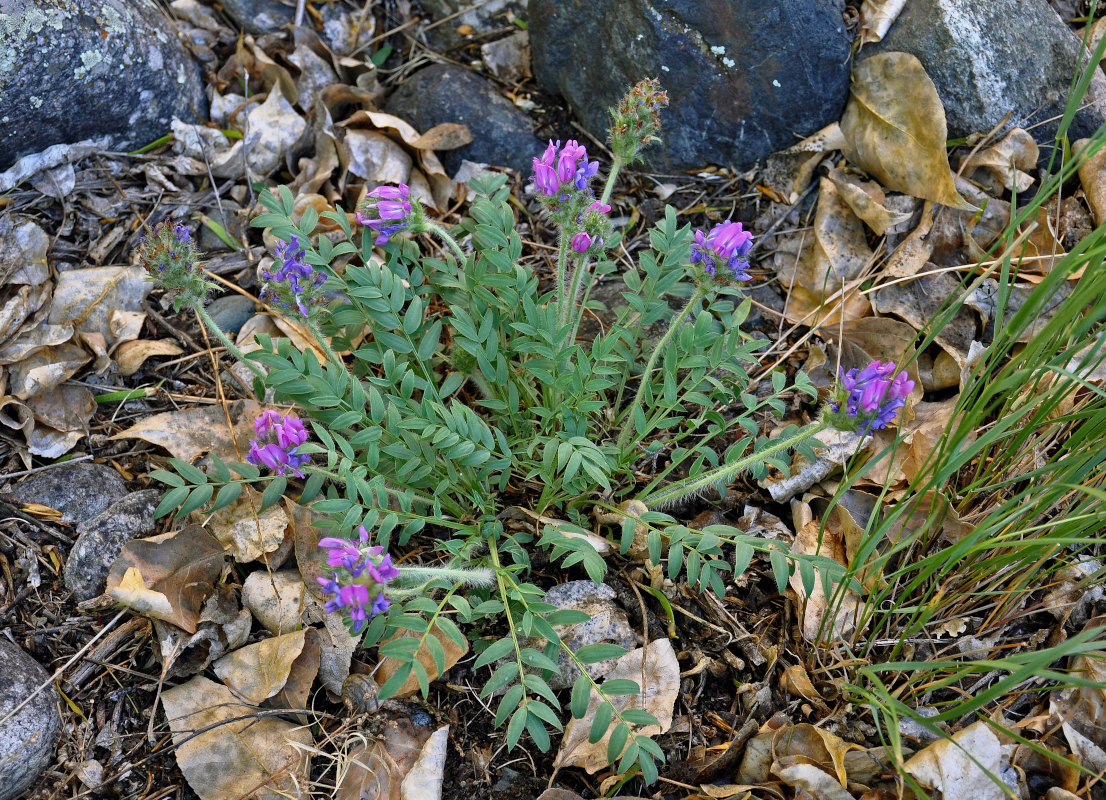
[111,399,267,462]
[738,722,860,787]
[375,623,469,698]
[773,762,857,800]
[1075,138,1106,225]
[781,284,871,328]
[411,123,473,151]
[289,499,329,600]
[959,128,1038,194]
[871,272,980,368]
[204,484,290,563]
[789,498,862,643]
[798,177,874,292]
[857,397,966,489]
[213,629,307,704]
[340,110,453,209]
[5,342,91,400]
[26,383,94,435]
[859,0,907,44]
[827,168,913,236]
[337,718,433,800]
[114,339,184,376]
[264,627,320,720]
[884,201,935,278]
[400,725,448,800]
[161,675,312,800]
[555,639,678,774]
[106,526,225,633]
[841,52,970,209]
[762,122,848,201]
[903,721,1005,800]
[48,266,151,345]
[780,664,827,710]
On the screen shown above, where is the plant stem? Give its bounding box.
[600,156,625,206]
[423,222,467,264]
[562,253,592,338]
[639,420,830,509]
[395,565,494,586]
[615,286,706,454]
[193,304,267,380]
[306,320,350,374]
[555,230,569,330]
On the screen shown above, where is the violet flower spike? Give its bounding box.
[690,220,754,283]
[246,411,310,478]
[572,232,592,253]
[356,183,414,246]
[829,360,915,435]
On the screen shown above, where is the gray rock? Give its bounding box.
[217,0,294,35]
[8,462,127,526]
[0,0,208,170]
[64,489,161,602]
[206,294,257,337]
[528,0,853,172]
[864,0,1106,151]
[383,63,539,175]
[0,640,60,800]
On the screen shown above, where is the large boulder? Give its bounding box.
[0,0,208,169]
[0,640,60,800]
[528,0,853,171]
[864,0,1106,148]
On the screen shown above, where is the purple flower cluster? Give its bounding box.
[830,360,915,434]
[533,139,597,198]
[356,184,414,246]
[571,201,611,253]
[316,525,399,632]
[690,220,754,283]
[260,236,327,317]
[247,410,310,478]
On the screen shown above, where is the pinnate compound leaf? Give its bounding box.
[556,639,678,774]
[840,52,972,209]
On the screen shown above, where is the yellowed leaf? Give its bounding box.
[410,123,473,151]
[161,675,312,800]
[114,339,184,376]
[213,629,307,704]
[884,201,935,278]
[841,52,971,209]
[904,721,1004,800]
[827,168,913,236]
[789,497,862,643]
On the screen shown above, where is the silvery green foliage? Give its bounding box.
[154,175,841,784]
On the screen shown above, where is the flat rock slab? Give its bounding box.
[0,0,207,169]
[64,489,161,601]
[384,63,540,175]
[864,0,1106,150]
[0,640,60,800]
[8,462,127,526]
[529,0,852,171]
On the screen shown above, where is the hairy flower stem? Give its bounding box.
[555,232,570,330]
[306,320,352,376]
[639,420,829,509]
[423,222,468,264]
[393,564,494,588]
[193,304,267,380]
[564,255,593,345]
[615,286,707,454]
[600,156,625,207]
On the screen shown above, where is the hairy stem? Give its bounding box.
[639,420,829,508]
[423,222,468,264]
[193,304,267,380]
[615,286,706,454]
[600,156,625,207]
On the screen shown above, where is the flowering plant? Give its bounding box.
[145,79,913,783]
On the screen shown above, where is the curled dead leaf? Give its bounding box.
[213,629,307,704]
[114,339,184,376]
